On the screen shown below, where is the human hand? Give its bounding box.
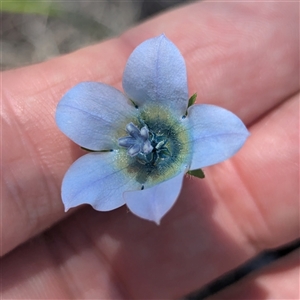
[2,1,299,299]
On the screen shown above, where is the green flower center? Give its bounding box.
[116,105,190,189]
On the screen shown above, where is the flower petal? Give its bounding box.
[62,151,140,211]
[124,171,185,224]
[123,34,188,115]
[56,82,137,150]
[187,104,250,170]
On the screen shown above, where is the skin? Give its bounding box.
[2,1,299,299]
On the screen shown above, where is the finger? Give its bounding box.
[122,0,299,124]
[207,249,300,299]
[4,1,299,124]
[205,92,299,251]
[2,1,299,256]
[2,94,298,299]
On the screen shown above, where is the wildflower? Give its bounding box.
[55,34,249,224]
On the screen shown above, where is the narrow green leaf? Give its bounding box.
[188,168,205,179]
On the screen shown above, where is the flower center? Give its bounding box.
[118,122,171,166]
[115,106,190,187]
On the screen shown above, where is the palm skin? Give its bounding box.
[2,1,299,299]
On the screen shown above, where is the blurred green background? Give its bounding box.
[1,0,192,70]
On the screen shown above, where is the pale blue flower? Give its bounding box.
[55,34,249,224]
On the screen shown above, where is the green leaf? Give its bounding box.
[188,168,205,179]
[188,93,197,108]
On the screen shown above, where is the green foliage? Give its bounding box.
[1,1,61,17]
[1,1,111,39]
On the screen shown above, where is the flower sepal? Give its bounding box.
[80,147,113,153]
[188,93,197,108]
[187,168,205,179]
